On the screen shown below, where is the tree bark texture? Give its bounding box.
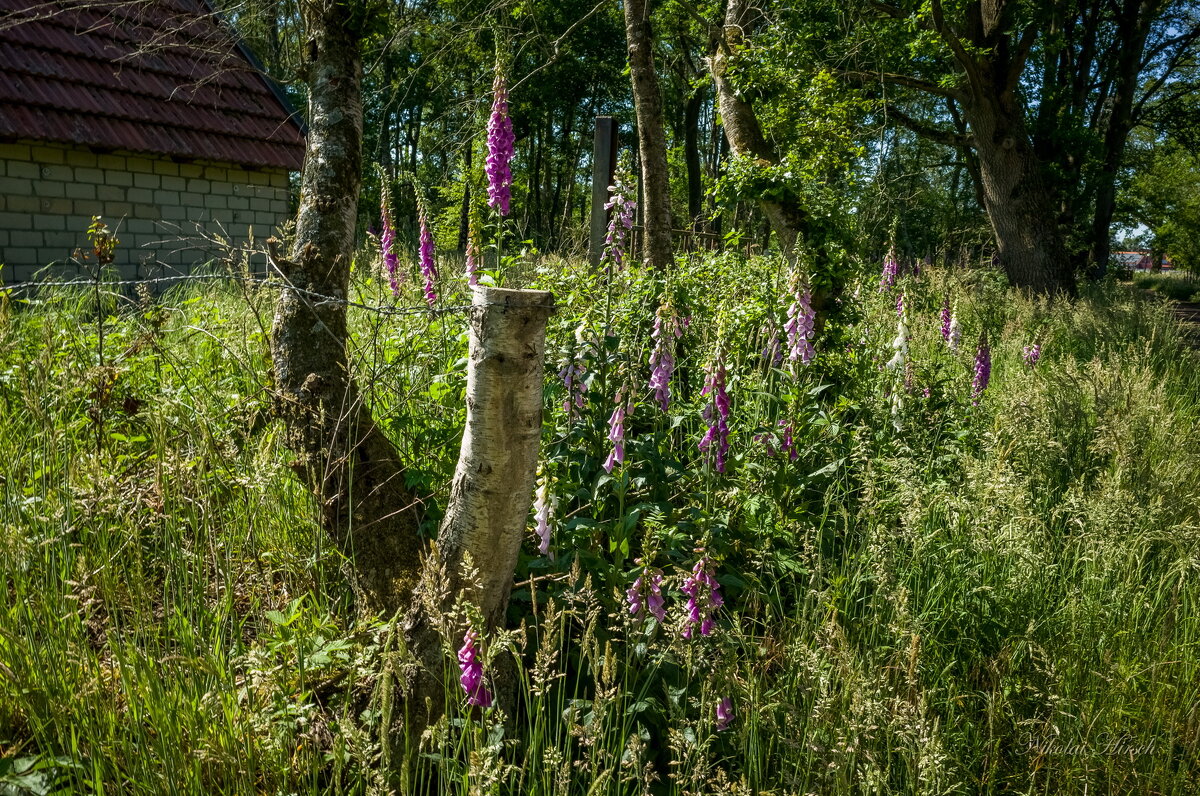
[938,0,1076,295]
[435,286,556,628]
[963,95,1076,295]
[269,2,423,618]
[623,0,674,270]
[398,286,555,758]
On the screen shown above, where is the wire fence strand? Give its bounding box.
[1,273,554,317]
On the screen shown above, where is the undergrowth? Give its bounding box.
[1,255,1198,795]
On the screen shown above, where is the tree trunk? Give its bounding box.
[435,287,555,626]
[549,103,578,249]
[684,84,704,227]
[623,0,674,270]
[398,286,554,759]
[531,118,544,241]
[269,2,423,618]
[710,0,806,260]
[556,103,589,249]
[1088,0,1160,278]
[963,95,1076,295]
[458,143,472,252]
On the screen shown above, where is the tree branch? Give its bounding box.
[930,0,983,94]
[1140,26,1200,70]
[840,70,966,101]
[509,0,613,93]
[670,0,722,38]
[869,1,920,23]
[1132,28,1200,121]
[883,102,974,148]
[1005,23,1038,96]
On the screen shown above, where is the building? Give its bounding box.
[0,0,305,283]
[1114,251,1146,270]
[1114,251,1174,270]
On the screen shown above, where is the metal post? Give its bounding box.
[588,116,618,268]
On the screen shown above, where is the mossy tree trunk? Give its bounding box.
[710,0,808,260]
[269,1,426,618]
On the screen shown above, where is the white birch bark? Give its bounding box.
[436,285,555,628]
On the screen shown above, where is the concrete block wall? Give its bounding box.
[0,139,292,282]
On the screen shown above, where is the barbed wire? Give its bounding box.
[0,272,554,317]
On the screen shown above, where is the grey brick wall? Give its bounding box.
[0,140,293,283]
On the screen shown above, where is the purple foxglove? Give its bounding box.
[532,467,552,555]
[626,576,643,617]
[486,65,514,217]
[1023,343,1041,368]
[627,564,666,622]
[698,353,731,473]
[785,274,816,367]
[603,386,633,473]
[880,244,899,291]
[896,291,905,319]
[648,303,680,411]
[940,296,951,342]
[972,331,991,406]
[465,211,481,286]
[681,556,723,639]
[378,180,400,296]
[418,202,438,306]
[716,696,733,732]
[779,420,797,461]
[559,324,591,421]
[603,166,637,268]
[559,359,588,419]
[458,631,493,708]
[646,572,665,621]
[755,432,776,457]
[559,359,587,418]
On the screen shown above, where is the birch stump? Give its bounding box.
[436,285,556,626]
[399,286,554,755]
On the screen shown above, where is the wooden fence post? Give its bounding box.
[589,116,618,268]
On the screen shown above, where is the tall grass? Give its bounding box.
[1132,270,1200,302]
[1,258,1197,794]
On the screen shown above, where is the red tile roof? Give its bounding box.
[0,0,304,170]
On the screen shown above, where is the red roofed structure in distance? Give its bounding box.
[0,0,306,281]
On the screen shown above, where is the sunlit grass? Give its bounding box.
[1,261,1198,794]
